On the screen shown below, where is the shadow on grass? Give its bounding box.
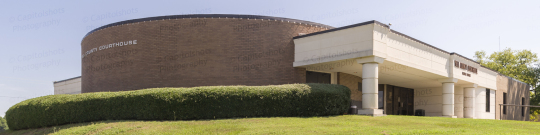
[0,115,353,135]
[0,120,123,135]
[193,114,350,121]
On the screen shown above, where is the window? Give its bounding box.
[522,97,525,117]
[378,84,384,109]
[378,90,384,109]
[503,93,507,114]
[486,89,490,112]
[306,71,331,84]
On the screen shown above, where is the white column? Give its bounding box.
[331,72,338,84]
[362,63,379,109]
[357,56,385,116]
[454,87,464,118]
[463,84,477,118]
[439,78,458,118]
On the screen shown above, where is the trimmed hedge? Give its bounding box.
[5,83,350,130]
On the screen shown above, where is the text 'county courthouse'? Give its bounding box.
[53,14,530,121]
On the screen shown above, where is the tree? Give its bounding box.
[528,64,540,116]
[475,48,540,121]
[475,48,538,83]
[0,116,8,132]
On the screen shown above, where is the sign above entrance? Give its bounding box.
[454,60,477,74]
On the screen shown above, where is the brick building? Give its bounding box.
[55,14,530,120]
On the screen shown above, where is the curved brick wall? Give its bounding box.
[81,14,332,93]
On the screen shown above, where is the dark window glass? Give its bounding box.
[378,91,384,109]
[486,89,490,112]
[306,71,331,84]
[386,86,393,114]
[522,97,525,117]
[503,93,507,114]
[378,84,384,109]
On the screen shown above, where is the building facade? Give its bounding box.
[80,14,330,93]
[293,21,530,120]
[53,76,81,95]
[54,14,530,120]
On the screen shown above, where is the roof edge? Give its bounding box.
[293,20,384,39]
[54,76,81,84]
[292,20,452,55]
[83,14,335,39]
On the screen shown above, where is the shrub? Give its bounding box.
[0,116,8,132]
[5,83,350,130]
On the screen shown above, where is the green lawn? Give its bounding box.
[2,115,539,135]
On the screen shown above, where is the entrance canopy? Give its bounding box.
[302,59,455,88]
[292,20,498,90]
[293,20,499,118]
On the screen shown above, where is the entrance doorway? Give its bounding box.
[386,85,414,115]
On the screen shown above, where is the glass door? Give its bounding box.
[385,85,414,115]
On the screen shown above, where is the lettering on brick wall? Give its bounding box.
[82,40,138,58]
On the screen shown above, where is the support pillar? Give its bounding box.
[463,84,477,118]
[331,72,338,84]
[439,78,458,118]
[454,86,464,118]
[356,56,385,116]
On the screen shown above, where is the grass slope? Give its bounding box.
[2,115,539,135]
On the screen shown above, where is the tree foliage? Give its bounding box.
[0,116,8,132]
[528,65,540,115]
[474,48,540,121]
[531,107,540,122]
[474,48,538,84]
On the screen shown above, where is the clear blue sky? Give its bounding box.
[1,0,539,117]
